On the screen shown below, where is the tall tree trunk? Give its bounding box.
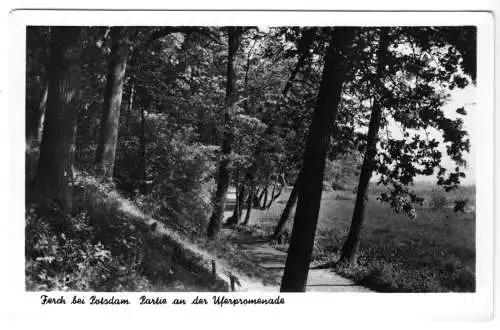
[282,28,315,98]
[244,27,314,210]
[242,184,254,225]
[26,81,49,188]
[32,27,82,212]
[226,168,245,226]
[207,27,242,239]
[280,28,355,292]
[255,186,265,207]
[339,28,390,264]
[237,184,246,219]
[138,105,147,193]
[267,186,282,209]
[262,181,269,209]
[267,179,277,209]
[125,81,135,126]
[36,82,49,143]
[95,27,129,179]
[273,173,300,238]
[267,173,284,209]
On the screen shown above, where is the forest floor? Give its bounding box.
[219,194,373,292]
[220,225,372,292]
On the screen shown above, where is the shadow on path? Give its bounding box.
[221,227,373,292]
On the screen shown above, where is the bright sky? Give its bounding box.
[411,85,477,185]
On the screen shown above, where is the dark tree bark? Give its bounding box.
[138,105,147,193]
[267,173,284,209]
[207,27,243,239]
[226,169,246,226]
[243,27,314,212]
[237,185,246,219]
[95,27,130,179]
[267,179,277,209]
[339,28,390,264]
[32,27,82,212]
[282,28,315,97]
[262,181,269,209]
[255,186,265,207]
[280,28,356,292]
[242,184,254,225]
[273,173,300,238]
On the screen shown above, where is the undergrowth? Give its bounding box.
[25,174,226,292]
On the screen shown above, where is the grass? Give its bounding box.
[248,183,476,292]
[26,163,475,292]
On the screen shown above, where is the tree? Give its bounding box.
[95,27,130,179]
[237,27,317,227]
[207,27,244,239]
[280,27,356,292]
[32,27,82,212]
[338,26,474,264]
[272,171,300,238]
[26,27,51,147]
[339,28,390,264]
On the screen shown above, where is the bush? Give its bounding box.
[26,204,117,291]
[25,178,159,291]
[429,188,448,210]
[331,181,348,191]
[138,126,217,236]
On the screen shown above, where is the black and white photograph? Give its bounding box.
[24,23,479,293]
[3,5,497,325]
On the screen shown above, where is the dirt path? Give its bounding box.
[221,190,373,292]
[82,172,371,292]
[222,227,372,292]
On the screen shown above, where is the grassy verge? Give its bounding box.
[245,185,475,292]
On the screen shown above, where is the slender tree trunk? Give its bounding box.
[273,174,300,238]
[267,187,282,209]
[244,27,314,210]
[237,184,246,219]
[267,179,277,209]
[36,82,49,144]
[138,105,147,193]
[95,27,129,179]
[126,81,135,126]
[262,181,269,209]
[267,173,284,209]
[207,27,242,239]
[243,184,254,225]
[27,81,49,188]
[282,28,315,100]
[340,28,390,264]
[280,28,356,292]
[230,168,241,222]
[280,173,288,187]
[227,169,246,226]
[252,187,260,207]
[32,27,82,212]
[255,186,265,207]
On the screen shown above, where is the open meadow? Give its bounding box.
[250,183,476,292]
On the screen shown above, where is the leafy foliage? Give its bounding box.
[26,25,475,291]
